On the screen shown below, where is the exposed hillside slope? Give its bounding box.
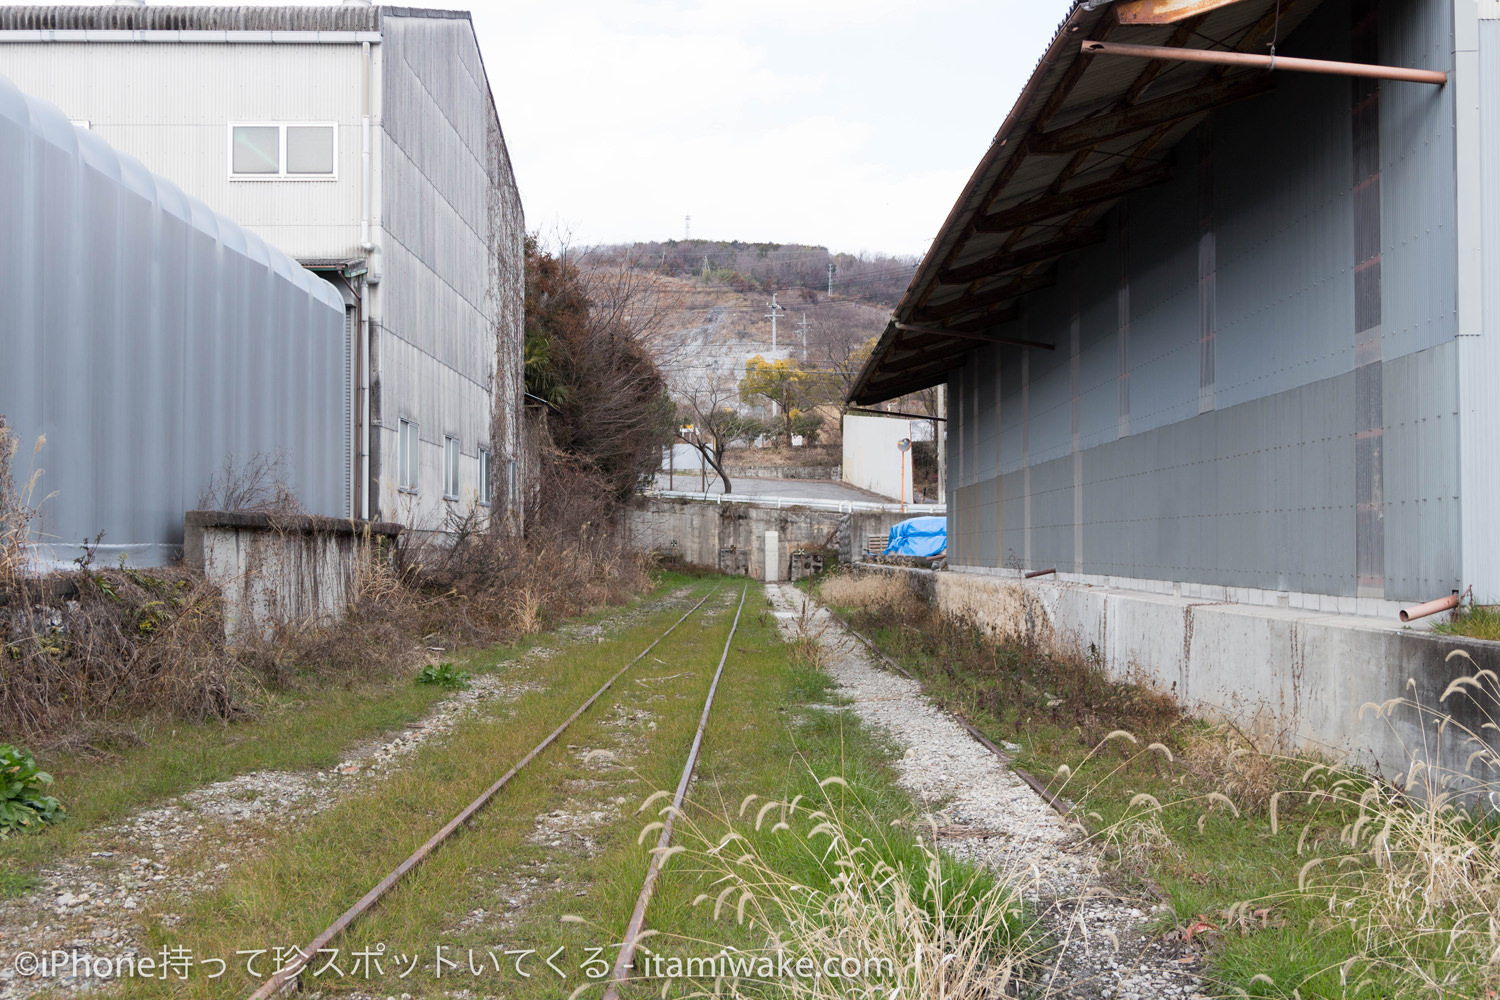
[644,276,890,412]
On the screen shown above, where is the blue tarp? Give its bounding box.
[885,516,947,558]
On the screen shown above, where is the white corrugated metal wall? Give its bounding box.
[0,72,347,567]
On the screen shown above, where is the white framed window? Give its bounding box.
[478,448,492,506]
[229,122,337,180]
[443,436,461,501]
[398,419,419,493]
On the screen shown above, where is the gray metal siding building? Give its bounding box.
[853,0,1496,613]
[0,72,346,566]
[0,5,527,533]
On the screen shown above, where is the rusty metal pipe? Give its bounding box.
[1081,40,1448,85]
[245,585,723,1000]
[604,584,748,1000]
[1025,568,1058,579]
[1400,593,1462,623]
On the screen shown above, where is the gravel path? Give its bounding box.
[766,583,1208,1000]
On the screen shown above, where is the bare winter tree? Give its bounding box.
[671,378,760,494]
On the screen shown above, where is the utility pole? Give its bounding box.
[765,293,784,351]
[827,262,835,295]
[685,214,691,240]
[798,312,809,358]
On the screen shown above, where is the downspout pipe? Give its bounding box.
[1400,588,1468,623]
[359,38,376,519]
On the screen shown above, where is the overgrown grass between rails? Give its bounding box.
[101,579,728,998]
[0,574,708,901]
[102,581,1013,999]
[590,595,1043,998]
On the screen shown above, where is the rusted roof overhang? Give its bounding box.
[849,0,1324,407]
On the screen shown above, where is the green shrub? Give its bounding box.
[0,744,64,835]
[415,662,471,691]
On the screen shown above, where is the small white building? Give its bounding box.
[0,3,527,529]
[841,413,914,503]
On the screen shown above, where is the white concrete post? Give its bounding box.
[765,530,782,582]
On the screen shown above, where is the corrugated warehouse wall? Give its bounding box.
[0,72,347,567]
[375,11,525,527]
[947,0,1459,604]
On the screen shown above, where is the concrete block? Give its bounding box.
[765,530,782,582]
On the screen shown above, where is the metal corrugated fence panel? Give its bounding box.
[1214,35,1356,412]
[0,71,345,567]
[1378,0,1458,363]
[1381,343,1460,598]
[941,0,1464,601]
[375,11,524,524]
[1463,17,1500,599]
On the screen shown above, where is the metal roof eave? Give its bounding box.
[849,0,1325,407]
[848,1,1108,407]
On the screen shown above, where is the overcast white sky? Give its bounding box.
[48,0,1072,257]
[469,1,1073,257]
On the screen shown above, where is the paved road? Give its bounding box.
[652,473,925,505]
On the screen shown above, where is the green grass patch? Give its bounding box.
[0,575,721,899]
[0,678,454,896]
[89,579,1024,999]
[1429,602,1500,641]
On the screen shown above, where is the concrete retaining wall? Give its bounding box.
[627,498,910,579]
[184,510,401,640]
[723,465,841,481]
[873,564,1500,792]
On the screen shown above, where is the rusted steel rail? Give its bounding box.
[603,583,749,1000]
[246,585,724,1000]
[820,602,1077,823]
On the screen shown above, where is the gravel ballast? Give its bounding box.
[766,582,1208,999]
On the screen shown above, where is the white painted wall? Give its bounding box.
[842,414,914,501]
[0,43,367,258]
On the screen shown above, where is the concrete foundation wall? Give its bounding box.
[627,498,911,579]
[909,564,1500,788]
[184,510,401,640]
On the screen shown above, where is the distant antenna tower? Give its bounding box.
[685,214,691,240]
[798,312,809,358]
[827,262,835,295]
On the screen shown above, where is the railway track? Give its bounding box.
[246,582,752,1000]
[237,576,1076,1000]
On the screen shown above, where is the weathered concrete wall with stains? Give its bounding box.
[876,564,1500,794]
[184,511,400,640]
[626,498,913,579]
